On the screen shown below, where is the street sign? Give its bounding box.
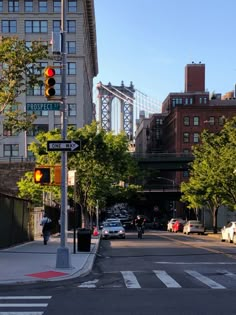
[26,103,61,111]
[47,140,81,152]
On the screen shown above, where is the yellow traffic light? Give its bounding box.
[44,66,56,99]
[34,167,51,184]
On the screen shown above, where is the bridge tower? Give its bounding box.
[96,81,135,139]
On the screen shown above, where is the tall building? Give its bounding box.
[0,0,98,159]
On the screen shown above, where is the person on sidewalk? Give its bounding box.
[40,213,52,245]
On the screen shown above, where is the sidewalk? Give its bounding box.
[0,231,100,285]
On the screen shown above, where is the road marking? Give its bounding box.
[78,279,98,288]
[0,297,51,300]
[121,271,141,288]
[0,313,43,315]
[153,270,181,288]
[185,270,226,289]
[155,262,236,264]
[0,304,47,307]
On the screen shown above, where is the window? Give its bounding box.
[55,83,61,96]
[25,20,48,33]
[203,97,207,104]
[0,0,3,12]
[53,20,61,32]
[54,110,60,116]
[27,124,48,136]
[53,62,62,75]
[209,116,215,125]
[189,98,193,105]
[27,105,48,116]
[27,85,44,97]
[39,0,47,12]
[67,41,76,54]
[24,0,33,12]
[183,132,189,143]
[8,0,19,12]
[67,83,76,96]
[219,116,225,126]
[67,20,76,33]
[183,170,189,178]
[68,0,77,12]
[68,103,76,116]
[4,144,19,157]
[193,116,199,126]
[3,125,19,136]
[2,20,17,33]
[183,149,190,154]
[53,0,61,13]
[183,116,190,126]
[193,133,200,143]
[185,98,189,105]
[67,62,76,75]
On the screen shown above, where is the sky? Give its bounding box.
[93,0,236,105]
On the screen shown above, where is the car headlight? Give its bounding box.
[103,230,109,234]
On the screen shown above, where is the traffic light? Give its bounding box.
[44,66,56,99]
[34,167,51,184]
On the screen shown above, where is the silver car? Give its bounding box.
[101,221,126,239]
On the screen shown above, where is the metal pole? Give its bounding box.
[56,0,72,268]
[96,200,99,229]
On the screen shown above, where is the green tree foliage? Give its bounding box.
[181,117,236,232]
[0,37,48,132]
[18,122,140,226]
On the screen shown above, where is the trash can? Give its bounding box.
[77,228,91,252]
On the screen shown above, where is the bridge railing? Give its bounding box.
[131,152,194,162]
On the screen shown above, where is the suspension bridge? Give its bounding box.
[94,81,162,140]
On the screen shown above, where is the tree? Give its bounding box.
[17,122,140,226]
[0,36,48,132]
[181,117,236,233]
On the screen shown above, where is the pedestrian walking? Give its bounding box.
[40,213,52,245]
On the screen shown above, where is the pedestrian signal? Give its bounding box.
[34,167,51,184]
[44,66,56,99]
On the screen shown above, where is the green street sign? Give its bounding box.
[26,103,61,111]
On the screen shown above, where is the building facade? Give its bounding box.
[0,0,98,159]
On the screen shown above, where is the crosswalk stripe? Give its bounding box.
[0,304,48,307]
[0,297,51,300]
[121,271,141,288]
[0,313,43,315]
[185,270,226,289]
[153,270,181,288]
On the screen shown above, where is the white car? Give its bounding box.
[101,221,126,239]
[221,221,236,243]
[183,220,205,235]
[167,218,185,232]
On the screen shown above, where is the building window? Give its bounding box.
[0,0,3,12]
[183,170,189,178]
[193,133,200,143]
[25,20,48,33]
[185,98,189,105]
[39,0,47,12]
[67,62,76,75]
[53,0,61,13]
[203,97,207,104]
[27,106,48,116]
[183,132,189,143]
[67,83,76,96]
[55,83,61,96]
[53,62,62,75]
[67,20,76,33]
[219,116,225,126]
[189,98,193,105]
[53,20,61,32]
[54,110,60,116]
[183,116,190,126]
[183,149,190,154]
[27,85,44,96]
[27,124,48,136]
[68,103,76,116]
[4,144,19,157]
[24,0,33,12]
[68,0,77,12]
[193,116,199,126]
[209,116,215,125]
[2,20,17,33]
[8,0,19,12]
[3,125,19,136]
[67,41,76,54]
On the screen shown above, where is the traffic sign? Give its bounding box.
[47,140,81,152]
[26,103,61,111]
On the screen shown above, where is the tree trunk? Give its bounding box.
[213,207,218,233]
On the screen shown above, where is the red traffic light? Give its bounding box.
[44,66,56,98]
[44,67,55,77]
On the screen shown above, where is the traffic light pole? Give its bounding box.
[56,0,72,269]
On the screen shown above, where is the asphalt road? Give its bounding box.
[1,230,236,315]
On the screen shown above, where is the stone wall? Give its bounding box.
[0,162,35,196]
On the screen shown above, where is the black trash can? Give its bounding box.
[77,228,91,252]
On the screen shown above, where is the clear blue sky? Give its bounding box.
[94,0,236,104]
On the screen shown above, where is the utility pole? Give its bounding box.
[56,0,72,269]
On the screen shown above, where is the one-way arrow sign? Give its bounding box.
[47,140,81,152]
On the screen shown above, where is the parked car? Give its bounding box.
[221,221,236,243]
[172,219,185,233]
[183,220,205,235]
[101,221,126,239]
[167,218,184,232]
